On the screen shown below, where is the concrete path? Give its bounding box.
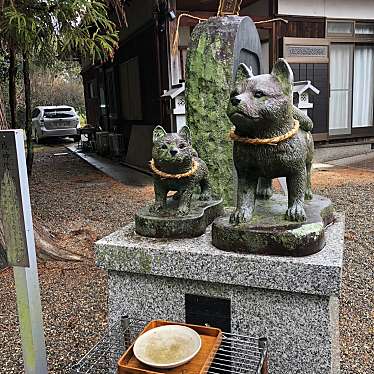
[327,151,374,170]
[67,143,374,188]
[67,144,152,186]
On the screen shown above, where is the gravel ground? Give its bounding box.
[0,146,373,373]
[312,167,374,374]
[0,144,153,373]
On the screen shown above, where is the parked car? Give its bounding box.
[32,105,80,143]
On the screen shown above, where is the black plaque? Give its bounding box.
[0,131,29,267]
[185,294,231,332]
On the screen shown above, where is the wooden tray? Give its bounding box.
[118,320,222,374]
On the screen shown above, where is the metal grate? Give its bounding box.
[208,333,268,374]
[70,316,268,374]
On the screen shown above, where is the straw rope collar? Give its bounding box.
[150,159,199,179]
[229,119,300,146]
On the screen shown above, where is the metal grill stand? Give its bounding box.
[71,316,268,374]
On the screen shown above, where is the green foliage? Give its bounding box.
[0,60,86,125]
[0,0,119,62]
[79,113,87,125]
[0,0,123,172]
[31,62,86,114]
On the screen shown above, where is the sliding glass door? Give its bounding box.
[352,45,374,128]
[329,43,374,135]
[329,44,353,135]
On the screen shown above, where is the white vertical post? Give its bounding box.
[8,130,48,373]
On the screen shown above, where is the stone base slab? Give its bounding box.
[95,216,344,374]
[135,197,223,238]
[212,194,334,256]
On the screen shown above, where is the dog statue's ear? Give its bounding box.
[271,58,294,95]
[235,63,254,84]
[178,126,191,145]
[153,125,167,142]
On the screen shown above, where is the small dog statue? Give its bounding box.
[150,125,211,216]
[228,58,314,223]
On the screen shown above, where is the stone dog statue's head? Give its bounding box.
[152,125,194,173]
[227,58,294,136]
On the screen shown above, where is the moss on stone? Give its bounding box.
[0,170,27,265]
[287,223,324,238]
[186,23,236,204]
[321,204,335,223]
[138,250,152,274]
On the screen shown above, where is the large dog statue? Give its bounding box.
[228,58,314,224]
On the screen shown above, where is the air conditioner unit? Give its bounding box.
[109,133,125,158]
[96,132,110,155]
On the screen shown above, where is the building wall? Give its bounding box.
[117,24,162,126]
[278,0,374,20]
[118,0,155,41]
[241,1,270,17]
[81,0,173,166]
[290,63,329,135]
[277,2,374,141]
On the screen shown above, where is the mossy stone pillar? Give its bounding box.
[185,16,262,204]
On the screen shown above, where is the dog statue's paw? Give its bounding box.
[149,203,163,213]
[176,205,190,216]
[285,203,306,222]
[256,186,273,200]
[229,208,252,225]
[304,189,313,200]
[199,192,211,201]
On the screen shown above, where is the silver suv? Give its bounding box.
[32,106,80,143]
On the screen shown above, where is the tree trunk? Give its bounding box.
[0,95,7,266]
[9,44,17,129]
[0,93,8,130]
[22,52,34,176]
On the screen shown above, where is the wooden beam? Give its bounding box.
[241,0,262,8]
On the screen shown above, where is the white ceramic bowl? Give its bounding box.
[133,325,202,369]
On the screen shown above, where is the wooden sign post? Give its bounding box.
[0,130,48,374]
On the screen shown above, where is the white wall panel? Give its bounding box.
[278,0,374,20]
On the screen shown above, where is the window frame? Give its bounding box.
[326,19,374,42]
[355,22,374,38]
[87,79,97,99]
[326,20,354,38]
[104,67,118,120]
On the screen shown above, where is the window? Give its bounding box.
[105,68,118,119]
[326,19,374,134]
[119,57,142,120]
[327,20,374,38]
[327,21,354,37]
[329,43,374,134]
[329,44,353,134]
[352,46,374,128]
[87,80,97,99]
[355,23,374,37]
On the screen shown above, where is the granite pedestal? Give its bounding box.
[95,216,344,374]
